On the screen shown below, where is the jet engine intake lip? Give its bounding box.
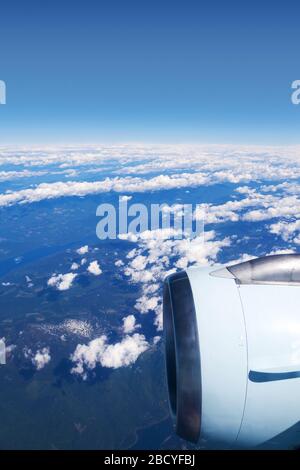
[163,271,202,443]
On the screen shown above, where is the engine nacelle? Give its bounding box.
[163,254,300,448]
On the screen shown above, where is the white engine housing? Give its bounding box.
[163,254,300,449]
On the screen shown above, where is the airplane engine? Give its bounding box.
[163,254,300,448]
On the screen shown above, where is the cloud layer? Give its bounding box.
[2,144,300,208]
[4,143,300,377]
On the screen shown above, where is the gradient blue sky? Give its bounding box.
[0,0,299,144]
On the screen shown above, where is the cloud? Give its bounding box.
[130,255,148,271]
[2,143,300,180]
[24,347,51,370]
[71,333,149,378]
[269,220,300,243]
[267,248,296,255]
[242,196,300,222]
[87,260,102,276]
[122,315,140,334]
[5,143,300,369]
[33,348,51,370]
[119,228,230,331]
[115,259,124,267]
[0,170,47,182]
[135,296,159,314]
[38,319,93,339]
[47,272,77,291]
[2,144,300,207]
[120,195,132,202]
[0,174,209,207]
[76,245,89,255]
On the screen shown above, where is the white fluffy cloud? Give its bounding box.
[115,259,124,267]
[119,228,230,331]
[76,245,89,255]
[122,315,140,334]
[135,295,159,314]
[47,272,77,291]
[87,260,102,276]
[0,174,210,207]
[269,220,300,243]
[120,195,132,202]
[24,347,51,370]
[71,333,149,378]
[32,347,51,370]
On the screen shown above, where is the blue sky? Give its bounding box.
[0,0,299,144]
